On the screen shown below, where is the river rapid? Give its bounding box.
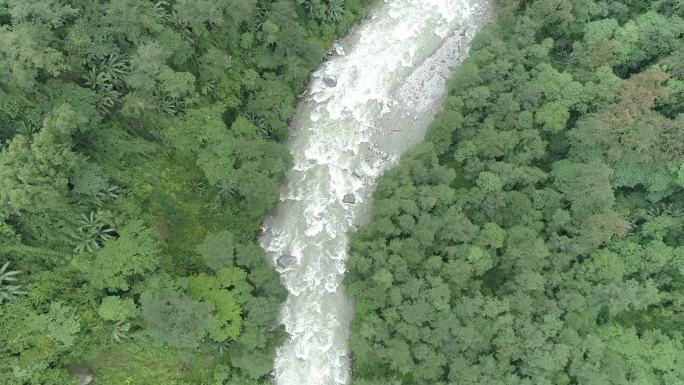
[259,1,494,384]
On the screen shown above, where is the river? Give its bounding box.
[259,1,494,384]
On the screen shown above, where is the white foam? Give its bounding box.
[258,1,494,384]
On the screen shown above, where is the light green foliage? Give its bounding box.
[552,160,615,215]
[0,301,80,382]
[535,101,570,133]
[0,0,372,382]
[77,220,159,291]
[140,285,213,350]
[98,296,138,322]
[0,23,66,90]
[0,0,77,27]
[0,104,89,246]
[348,1,684,384]
[0,104,84,218]
[98,295,138,343]
[85,343,183,385]
[189,268,249,342]
[196,116,290,212]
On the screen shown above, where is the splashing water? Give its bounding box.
[259,1,494,384]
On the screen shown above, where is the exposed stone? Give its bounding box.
[332,42,345,56]
[323,74,337,87]
[276,254,293,268]
[343,193,356,204]
[326,42,346,58]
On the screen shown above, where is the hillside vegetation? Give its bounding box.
[0,1,368,384]
[347,0,684,384]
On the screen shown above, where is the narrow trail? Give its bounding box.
[259,1,494,384]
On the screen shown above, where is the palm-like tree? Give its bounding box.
[200,79,216,96]
[72,212,117,254]
[302,0,324,20]
[112,321,131,343]
[647,202,684,219]
[0,262,25,304]
[84,53,128,115]
[72,228,101,254]
[326,0,344,23]
[95,184,120,207]
[217,181,236,199]
[253,3,269,30]
[96,86,121,115]
[190,180,206,195]
[100,53,129,82]
[162,96,187,116]
[17,123,38,137]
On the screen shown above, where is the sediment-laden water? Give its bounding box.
[259,1,494,384]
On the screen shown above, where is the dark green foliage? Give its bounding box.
[0,0,370,382]
[347,1,684,384]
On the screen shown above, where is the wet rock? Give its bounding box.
[333,42,345,56]
[343,193,356,204]
[323,74,337,88]
[276,254,293,268]
[326,42,345,57]
[296,88,308,100]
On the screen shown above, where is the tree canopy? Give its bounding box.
[0,0,369,383]
[346,1,684,384]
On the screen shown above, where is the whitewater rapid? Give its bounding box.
[259,1,494,384]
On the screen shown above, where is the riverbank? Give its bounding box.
[260,1,495,384]
[0,2,377,384]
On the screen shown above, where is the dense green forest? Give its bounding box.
[346,0,684,384]
[0,0,369,384]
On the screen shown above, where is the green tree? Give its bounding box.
[77,220,159,292]
[197,230,235,271]
[140,285,212,349]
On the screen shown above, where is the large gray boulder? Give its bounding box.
[326,42,346,57]
[276,254,293,268]
[343,193,356,204]
[323,74,337,88]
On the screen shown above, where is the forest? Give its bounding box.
[0,0,369,384]
[346,0,684,384]
[2,0,683,384]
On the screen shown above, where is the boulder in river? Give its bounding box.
[276,254,293,268]
[326,42,346,58]
[323,74,337,88]
[343,193,356,204]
